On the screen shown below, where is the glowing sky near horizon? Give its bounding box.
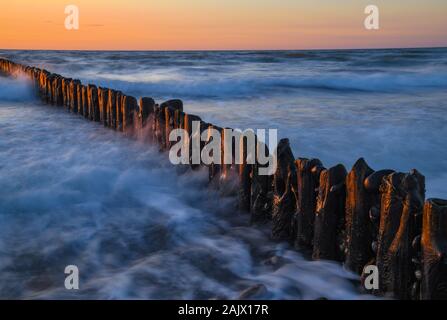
[1,0,446,50]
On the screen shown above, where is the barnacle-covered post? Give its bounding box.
[375,170,425,299]
[271,138,297,241]
[344,158,376,274]
[294,157,323,249]
[313,164,347,261]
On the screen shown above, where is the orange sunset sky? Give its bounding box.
[1,0,446,50]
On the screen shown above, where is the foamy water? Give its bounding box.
[0,76,368,299]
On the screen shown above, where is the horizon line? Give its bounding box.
[1,45,447,53]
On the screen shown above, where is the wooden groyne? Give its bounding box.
[1,58,446,300]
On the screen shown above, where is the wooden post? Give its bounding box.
[122,95,138,133]
[81,85,88,118]
[376,170,425,299]
[204,124,222,184]
[238,133,253,212]
[87,85,99,121]
[161,100,183,149]
[250,141,273,224]
[294,157,324,249]
[271,138,297,241]
[313,164,347,261]
[107,89,117,128]
[98,87,109,126]
[154,104,165,149]
[115,91,123,130]
[139,97,155,128]
[69,80,80,113]
[345,158,376,274]
[421,198,447,300]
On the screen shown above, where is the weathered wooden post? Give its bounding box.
[107,89,117,128]
[61,78,71,107]
[237,132,254,212]
[80,85,88,118]
[220,127,232,182]
[362,169,395,278]
[204,124,222,184]
[139,97,156,129]
[294,157,323,249]
[40,71,49,102]
[153,104,166,149]
[250,141,273,224]
[87,85,99,121]
[69,80,80,113]
[46,74,55,104]
[271,138,297,241]
[313,164,347,261]
[98,87,109,126]
[122,95,138,133]
[115,91,123,130]
[161,99,183,148]
[185,113,202,170]
[51,75,63,106]
[344,158,376,274]
[375,170,425,299]
[75,83,83,115]
[421,198,447,300]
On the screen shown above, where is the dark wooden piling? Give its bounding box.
[313,164,347,261]
[69,80,80,113]
[250,141,273,224]
[154,104,166,149]
[81,85,88,118]
[344,158,376,274]
[62,78,71,107]
[122,95,138,133]
[115,91,123,130]
[87,85,99,122]
[98,87,109,126]
[294,157,323,249]
[271,138,297,241]
[238,133,253,212]
[363,169,396,273]
[421,198,447,300]
[161,100,183,149]
[185,113,202,170]
[160,99,183,111]
[52,76,63,106]
[376,170,425,299]
[139,97,155,128]
[203,124,222,183]
[107,89,117,128]
[76,83,83,115]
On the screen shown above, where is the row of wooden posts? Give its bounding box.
[1,58,446,300]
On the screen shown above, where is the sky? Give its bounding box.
[0,0,446,50]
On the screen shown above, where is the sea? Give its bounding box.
[0,48,446,299]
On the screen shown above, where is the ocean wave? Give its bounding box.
[87,70,447,99]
